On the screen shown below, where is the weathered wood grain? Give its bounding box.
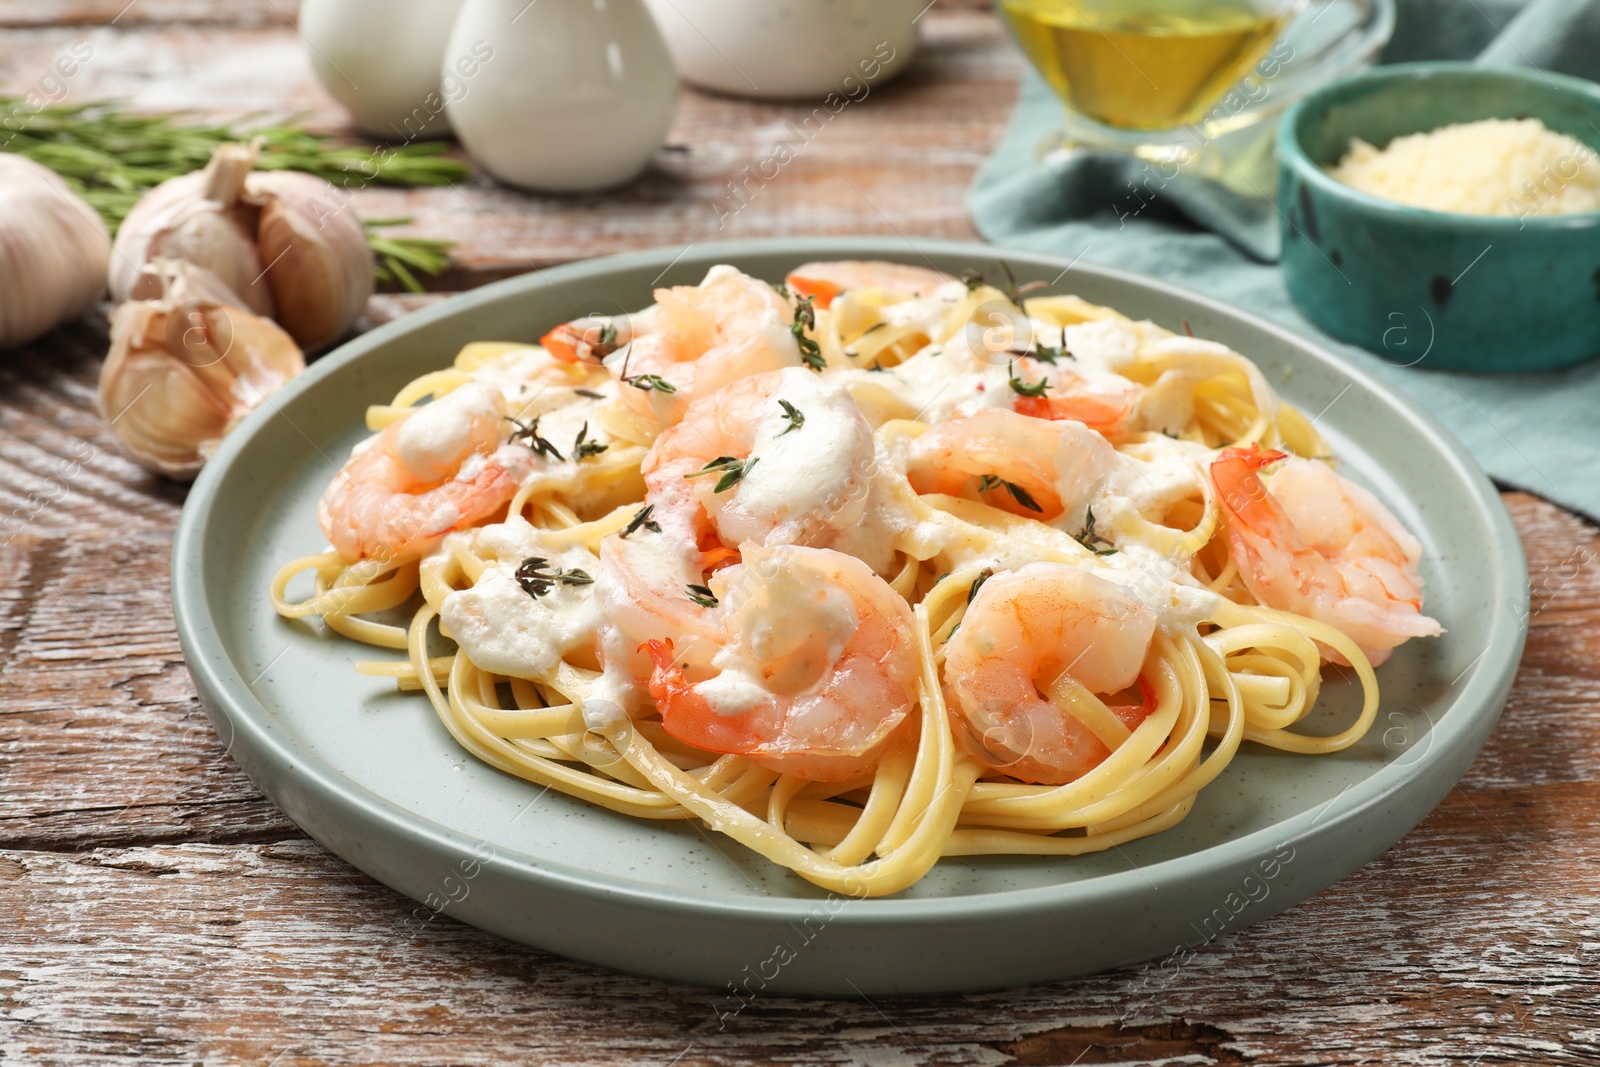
[2,783,1593,1066]
[1,3,1597,1065]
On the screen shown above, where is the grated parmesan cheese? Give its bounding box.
[1327,118,1600,218]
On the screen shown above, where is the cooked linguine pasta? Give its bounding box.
[272,260,1442,896]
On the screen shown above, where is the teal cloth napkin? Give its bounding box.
[968,0,1600,522]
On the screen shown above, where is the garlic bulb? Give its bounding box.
[0,155,110,350]
[250,169,373,351]
[109,142,275,318]
[110,141,374,351]
[99,261,305,479]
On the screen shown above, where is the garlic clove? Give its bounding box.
[249,170,375,351]
[0,155,110,350]
[99,261,304,480]
[109,141,276,319]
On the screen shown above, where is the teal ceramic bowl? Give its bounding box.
[1278,62,1600,373]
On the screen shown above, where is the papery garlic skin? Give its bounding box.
[99,262,305,480]
[109,142,276,318]
[109,141,376,352]
[251,170,374,351]
[0,155,110,350]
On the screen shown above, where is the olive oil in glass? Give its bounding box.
[997,0,1286,131]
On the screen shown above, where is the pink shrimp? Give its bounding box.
[906,408,1118,522]
[943,564,1159,785]
[539,315,631,365]
[784,260,955,309]
[1210,445,1443,666]
[1009,356,1141,438]
[641,367,880,555]
[590,266,807,428]
[318,382,524,563]
[641,543,918,781]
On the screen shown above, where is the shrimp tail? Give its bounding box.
[540,324,587,364]
[786,275,844,309]
[1212,445,1290,530]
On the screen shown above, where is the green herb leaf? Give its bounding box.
[685,455,758,493]
[1074,507,1118,555]
[507,416,563,460]
[516,557,595,598]
[620,505,662,539]
[978,474,1043,513]
[1008,362,1049,398]
[686,584,719,608]
[1,100,469,234]
[1004,481,1044,513]
[947,567,996,639]
[573,422,608,460]
[777,399,805,436]
[790,294,826,371]
[622,373,677,393]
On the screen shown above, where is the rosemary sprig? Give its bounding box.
[1074,507,1117,556]
[777,399,805,436]
[516,557,594,598]
[620,505,662,539]
[686,584,719,608]
[507,415,563,460]
[686,455,758,493]
[0,100,469,230]
[978,474,1043,513]
[365,217,454,294]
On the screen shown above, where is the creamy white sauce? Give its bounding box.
[440,521,602,680]
[698,552,859,717]
[705,368,875,552]
[395,381,504,482]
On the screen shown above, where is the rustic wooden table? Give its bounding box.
[3,3,1596,1065]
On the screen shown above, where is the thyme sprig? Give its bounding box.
[777,399,805,436]
[946,566,995,639]
[686,455,758,494]
[516,557,594,598]
[1074,507,1118,556]
[977,474,1044,513]
[508,415,563,460]
[622,372,676,393]
[790,294,826,371]
[620,505,662,539]
[572,422,608,460]
[1008,361,1049,398]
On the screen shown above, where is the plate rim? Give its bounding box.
[172,236,1530,926]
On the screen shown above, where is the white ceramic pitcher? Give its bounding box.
[299,0,467,140]
[444,0,679,192]
[641,0,923,100]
